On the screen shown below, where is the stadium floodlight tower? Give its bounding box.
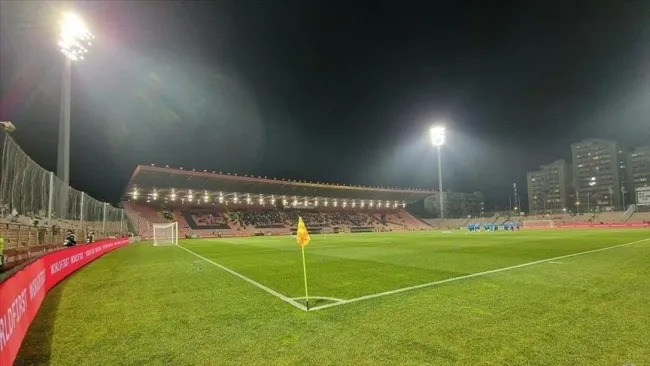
[57,12,94,184]
[430,125,446,219]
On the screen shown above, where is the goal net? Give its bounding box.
[522,220,555,229]
[153,222,178,246]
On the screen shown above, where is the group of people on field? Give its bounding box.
[467,222,520,232]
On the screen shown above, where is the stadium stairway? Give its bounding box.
[398,209,432,230]
[402,210,433,229]
[373,213,405,230]
[123,202,174,239]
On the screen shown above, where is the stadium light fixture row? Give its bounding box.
[130,190,407,209]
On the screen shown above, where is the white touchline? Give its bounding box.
[308,237,650,312]
[178,245,308,311]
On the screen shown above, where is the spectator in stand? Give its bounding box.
[64,230,77,247]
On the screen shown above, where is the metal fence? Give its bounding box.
[0,133,136,250]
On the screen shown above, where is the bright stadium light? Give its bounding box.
[429,125,446,218]
[57,12,94,186]
[429,126,445,147]
[58,12,93,61]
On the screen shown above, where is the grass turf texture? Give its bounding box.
[15,230,650,365]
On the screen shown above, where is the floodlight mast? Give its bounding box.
[430,126,446,219]
[57,12,94,184]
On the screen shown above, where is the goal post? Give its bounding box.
[153,222,178,246]
[522,219,555,229]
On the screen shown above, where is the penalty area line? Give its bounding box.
[177,245,308,311]
[309,237,650,312]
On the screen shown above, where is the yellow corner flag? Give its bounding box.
[296,217,311,310]
[296,216,311,247]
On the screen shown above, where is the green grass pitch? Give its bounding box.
[16,230,650,365]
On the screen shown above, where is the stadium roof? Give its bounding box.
[125,165,434,202]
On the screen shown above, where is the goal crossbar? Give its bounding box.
[522,219,555,228]
[153,222,178,246]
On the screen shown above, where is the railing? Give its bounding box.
[622,204,636,222]
[0,133,136,252]
[0,222,125,250]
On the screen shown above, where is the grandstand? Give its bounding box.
[122,165,435,237]
[122,165,650,235]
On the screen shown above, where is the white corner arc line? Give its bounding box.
[291,296,346,303]
[309,237,650,312]
[178,245,308,311]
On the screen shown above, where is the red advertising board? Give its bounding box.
[2,244,63,271]
[0,238,129,366]
[555,222,649,228]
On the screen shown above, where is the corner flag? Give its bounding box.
[296,217,311,310]
[296,216,311,247]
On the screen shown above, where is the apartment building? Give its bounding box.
[628,145,650,205]
[527,159,571,213]
[571,139,626,210]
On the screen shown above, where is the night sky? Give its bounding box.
[1,1,648,210]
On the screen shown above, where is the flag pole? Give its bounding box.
[296,216,311,311]
[301,245,310,310]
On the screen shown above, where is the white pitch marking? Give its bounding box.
[183,241,383,257]
[309,237,650,312]
[291,296,346,303]
[549,261,563,264]
[178,245,307,311]
[207,248,283,257]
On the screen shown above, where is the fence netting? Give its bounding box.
[0,133,136,248]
